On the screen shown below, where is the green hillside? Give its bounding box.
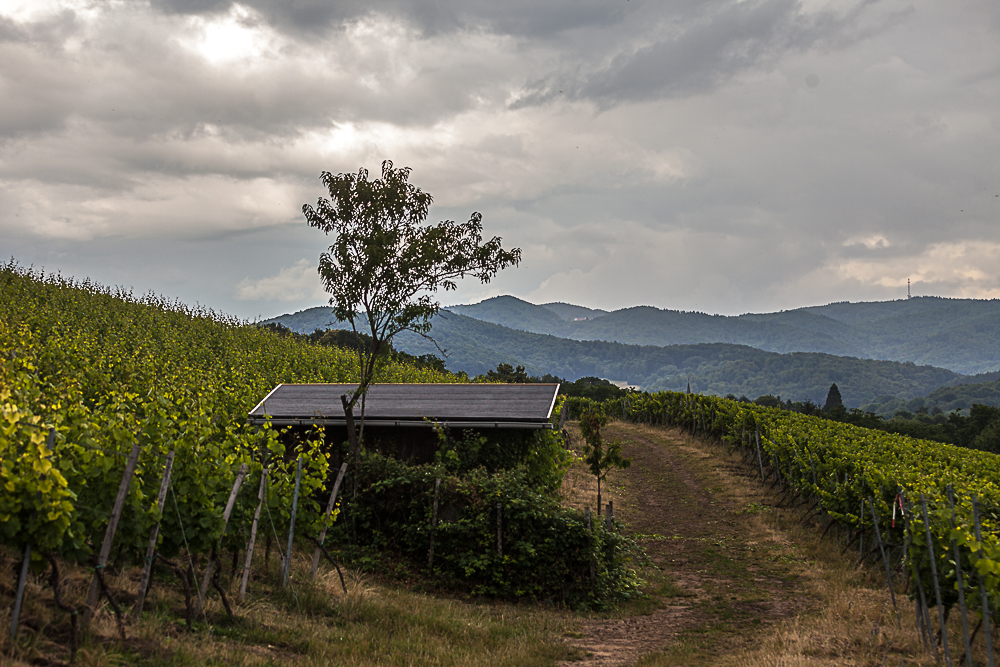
[539,301,608,321]
[269,306,963,407]
[862,378,1000,418]
[445,295,1000,375]
[0,262,455,563]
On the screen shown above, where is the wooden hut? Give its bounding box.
[248,383,559,465]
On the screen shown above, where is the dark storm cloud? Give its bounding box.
[516,0,911,107]
[2,0,998,318]
[149,0,640,38]
[0,3,525,190]
[0,9,87,138]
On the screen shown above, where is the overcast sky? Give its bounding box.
[2,0,998,320]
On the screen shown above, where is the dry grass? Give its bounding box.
[1,543,582,666]
[558,422,629,519]
[620,423,993,667]
[4,423,993,666]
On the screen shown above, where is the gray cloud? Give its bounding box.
[149,0,642,38]
[515,0,914,108]
[1,0,998,321]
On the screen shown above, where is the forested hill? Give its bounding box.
[862,377,1000,417]
[445,295,1000,375]
[268,306,963,408]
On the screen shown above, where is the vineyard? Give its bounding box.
[0,261,456,646]
[3,262,645,665]
[568,391,1000,662]
[6,257,1000,663]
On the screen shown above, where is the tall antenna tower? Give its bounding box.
[907,278,911,299]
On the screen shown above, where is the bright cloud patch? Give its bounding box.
[236,259,326,302]
[177,4,281,66]
[844,235,892,249]
[835,241,1000,298]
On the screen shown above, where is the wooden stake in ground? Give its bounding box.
[971,497,995,667]
[133,450,175,620]
[9,542,31,641]
[586,507,595,586]
[496,502,503,556]
[83,440,142,628]
[867,498,899,627]
[920,493,952,667]
[239,467,268,602]
[281,457,303,588]
[11,427,61,640]
[195,462,248,615]
[754,425,765,482]
[947,486,973,667]
[311,462,348,579]
[428,477,441,569]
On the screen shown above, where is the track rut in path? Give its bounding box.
[558,423,818,666]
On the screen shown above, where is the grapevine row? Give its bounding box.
[568,391,1000,623]
[0,262,454,587]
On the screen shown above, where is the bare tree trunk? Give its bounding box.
[342,394,360,499]
[597,477,602,517]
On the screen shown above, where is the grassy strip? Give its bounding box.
[0,546,583,666]
[614,423,989,667]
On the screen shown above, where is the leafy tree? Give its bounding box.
[476,362,566,385]
[578,407,631,514]
[479,362,531,383]
[972,419,1000,453]
[754,394,782,408]
[302,160,521,462]
[560,377,628,401]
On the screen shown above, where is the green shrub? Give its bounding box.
[431,425,571,495]
[334,453,642,609]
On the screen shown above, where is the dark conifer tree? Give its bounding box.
[824,383,844,412]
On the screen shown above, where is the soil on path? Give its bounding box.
[558,423,819,666]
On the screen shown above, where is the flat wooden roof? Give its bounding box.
[248,383,559,429]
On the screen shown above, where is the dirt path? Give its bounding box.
[558,423,820,666]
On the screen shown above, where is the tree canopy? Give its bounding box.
[824,383,844,412]
[578,406,631,513]
[302,160,521,427]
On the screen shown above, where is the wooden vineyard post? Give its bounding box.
[972,497,995,667]
[920,494,952,667]
[586,507,595,586]
[606,500,614,530]
[133,450,175,620]
[428,478,441,569]
[754,425,765,483]
[195,462,248,615]
[311,462,349,579]
[868,498,899,627]
[83,441,142,629]
[904,495,934,653]
[239,467,268,603]
[281,457,303,588]
[946,487,973,667]
[858,499,864,562]
[10,428,56,641]
[496,502,503,557]
[9,542,31,641]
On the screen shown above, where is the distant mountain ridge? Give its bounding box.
[539,302,608,321]
[267,305,966,408]
[446,295,1000,375]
